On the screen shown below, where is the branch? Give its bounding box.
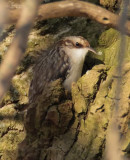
[0,0,8,42]
[0,0,40,102]
[106,1,129,160]
[8,0,130,36]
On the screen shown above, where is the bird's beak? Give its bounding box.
[87,47,98,55]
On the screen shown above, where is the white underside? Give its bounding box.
[63,48,89,91]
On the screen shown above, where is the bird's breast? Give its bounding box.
[63,62,84,91]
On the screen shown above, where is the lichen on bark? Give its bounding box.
[0,1,130,160]
[16,64,130,160]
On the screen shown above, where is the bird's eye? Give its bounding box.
[75,42,82,47]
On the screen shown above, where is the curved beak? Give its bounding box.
[87,47,98,55]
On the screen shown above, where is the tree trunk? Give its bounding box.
[0,1,129,160]
[16,63,130,160]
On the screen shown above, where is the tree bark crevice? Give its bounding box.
[15,63,129,160]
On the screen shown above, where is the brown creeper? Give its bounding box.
[29,36,98,103]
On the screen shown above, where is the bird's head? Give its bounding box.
[58,36,98,63]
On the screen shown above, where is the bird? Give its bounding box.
[28,36,99,103]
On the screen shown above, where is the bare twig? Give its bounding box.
[0,0,8,42]
[0,0,40,102]
[6,0,130,36]
[105,1,129,160]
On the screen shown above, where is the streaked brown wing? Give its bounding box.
[28,48,70,103]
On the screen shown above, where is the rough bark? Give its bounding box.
[0,1,130,160]
[15,63,130,160]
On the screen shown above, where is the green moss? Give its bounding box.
[98,28,119,47]
[103,38,120,65]
[2,85,20,106]
[98,28,130,66]
[101,0,115,6]
[125,36,130,60]
[16,55,34,74]
[72,83,87,113]
[100,0,120,10]
[0,104,25,160]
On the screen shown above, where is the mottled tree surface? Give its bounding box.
[0,0,129,160]
[16,63,130,160]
